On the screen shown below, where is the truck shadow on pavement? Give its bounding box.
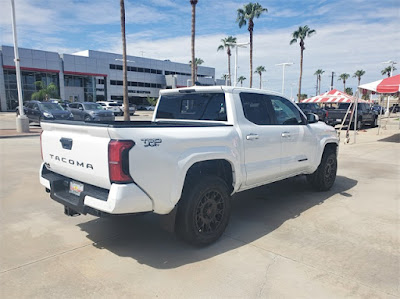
[78,175,357,269]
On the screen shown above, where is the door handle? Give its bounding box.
[246,134,259,140]
[281,132,291,138]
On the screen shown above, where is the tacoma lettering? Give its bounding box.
[49,154,93,169]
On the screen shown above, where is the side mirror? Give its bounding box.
[306,113,319,124]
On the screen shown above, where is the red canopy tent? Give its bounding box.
[301,89,366,103]
[358,74,400,94]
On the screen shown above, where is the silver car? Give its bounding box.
[68,102,115,121]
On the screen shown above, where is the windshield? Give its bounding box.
[156,93,227,121]
[39,102,64,111]
[83,103,103,110]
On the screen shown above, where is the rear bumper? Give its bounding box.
[39,163,153,216]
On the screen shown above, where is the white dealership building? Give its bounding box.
[0,45,223,111]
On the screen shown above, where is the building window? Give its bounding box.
[97,79,105,84]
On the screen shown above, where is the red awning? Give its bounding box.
[376,74,400,93]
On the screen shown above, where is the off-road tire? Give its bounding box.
[307,150,337,191]
[176,176,231,246]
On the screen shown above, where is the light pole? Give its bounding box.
[381,60,397,115]
[290,82,296,101]
[226,42,249,87]
[10,0,29,132]
[330,70,335,90]
[276,62,293,95]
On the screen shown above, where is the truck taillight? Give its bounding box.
[40,131,43,160]
[108,140,135,184]
[326,111,329,118]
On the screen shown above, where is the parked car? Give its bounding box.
[371,105,385,115]
[389,104,400,113]
[16,101,73,123]
[325,102,378,129]
[297,103,328,122]
[111,100,136,115]
[96,101,123,116]
[68,102,115,121]
[50,99,70,109]
[40,86,339,246]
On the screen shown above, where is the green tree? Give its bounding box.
[381,66,397,77]
[290,25,316,101]
[353,70,365,86]
[338,73,350,91]
[237,2,268,88]
[314,69,324,95]
[120,0,130,120]
[254,65,266,89]
[31,81,59,101]
[189,57,204,82]
[237,75,246,87]
[217,36,237,86]
[190,0,198,86]
[345,87,353,95]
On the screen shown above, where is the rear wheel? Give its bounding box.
[176,176,231,246]
[307,150,337,191]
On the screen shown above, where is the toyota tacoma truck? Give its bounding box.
[40,86,339,246]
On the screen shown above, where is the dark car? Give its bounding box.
[389,104,400,113]
[326,102,377,128]
[371,105,385,115]
[297,103,327,122]
[68,102,115,121]
[16,101,73,123]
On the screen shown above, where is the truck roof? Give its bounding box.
[160,86,286,98]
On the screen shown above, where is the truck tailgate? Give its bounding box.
[41,122,112,189]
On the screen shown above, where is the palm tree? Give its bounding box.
[31,81,59,101]
[217,36,237,86]
[338,73,350,91]
[353,70,365,86]
[237,76,246,87]
[290,25,316,101]
[189,57,204,82]
[254,66,266,89]
[381,66,397,77]
[120,0,129,120]
[237,2,268,88]
[345,87,353,95]
[314,69,324,95]
[190,0,198,86]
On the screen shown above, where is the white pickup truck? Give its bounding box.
[40,86,339,245]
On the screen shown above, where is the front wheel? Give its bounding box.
[307,150,337,191]
[84,115,92,122]
[176,176,231,246]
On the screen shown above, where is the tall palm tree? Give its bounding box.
[353,70,365,86]
[254,66,266,89]
[314,69,324,94]
[237,76,246,87]
[381,66,397,77]
[190,0,198,86]
[120,0,129,120]
[189,57,204,82]
[338,73,350,91]
[237,2,268,88]
[217,36,237,86]
[290,25,316,101]
[221,74,229,84]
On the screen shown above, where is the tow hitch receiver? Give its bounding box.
[64,206,80,217]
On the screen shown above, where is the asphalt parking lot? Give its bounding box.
[0,114,399,298]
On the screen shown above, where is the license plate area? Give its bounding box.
[69,181,84,196]
[336,118,342,122]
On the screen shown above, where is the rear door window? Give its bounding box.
[156,93,227,121]
[239,92,273,125]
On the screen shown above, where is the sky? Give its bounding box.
[0,0,399,97]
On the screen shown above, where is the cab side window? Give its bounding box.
[240,92,273,125]
[270,96,304,125]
